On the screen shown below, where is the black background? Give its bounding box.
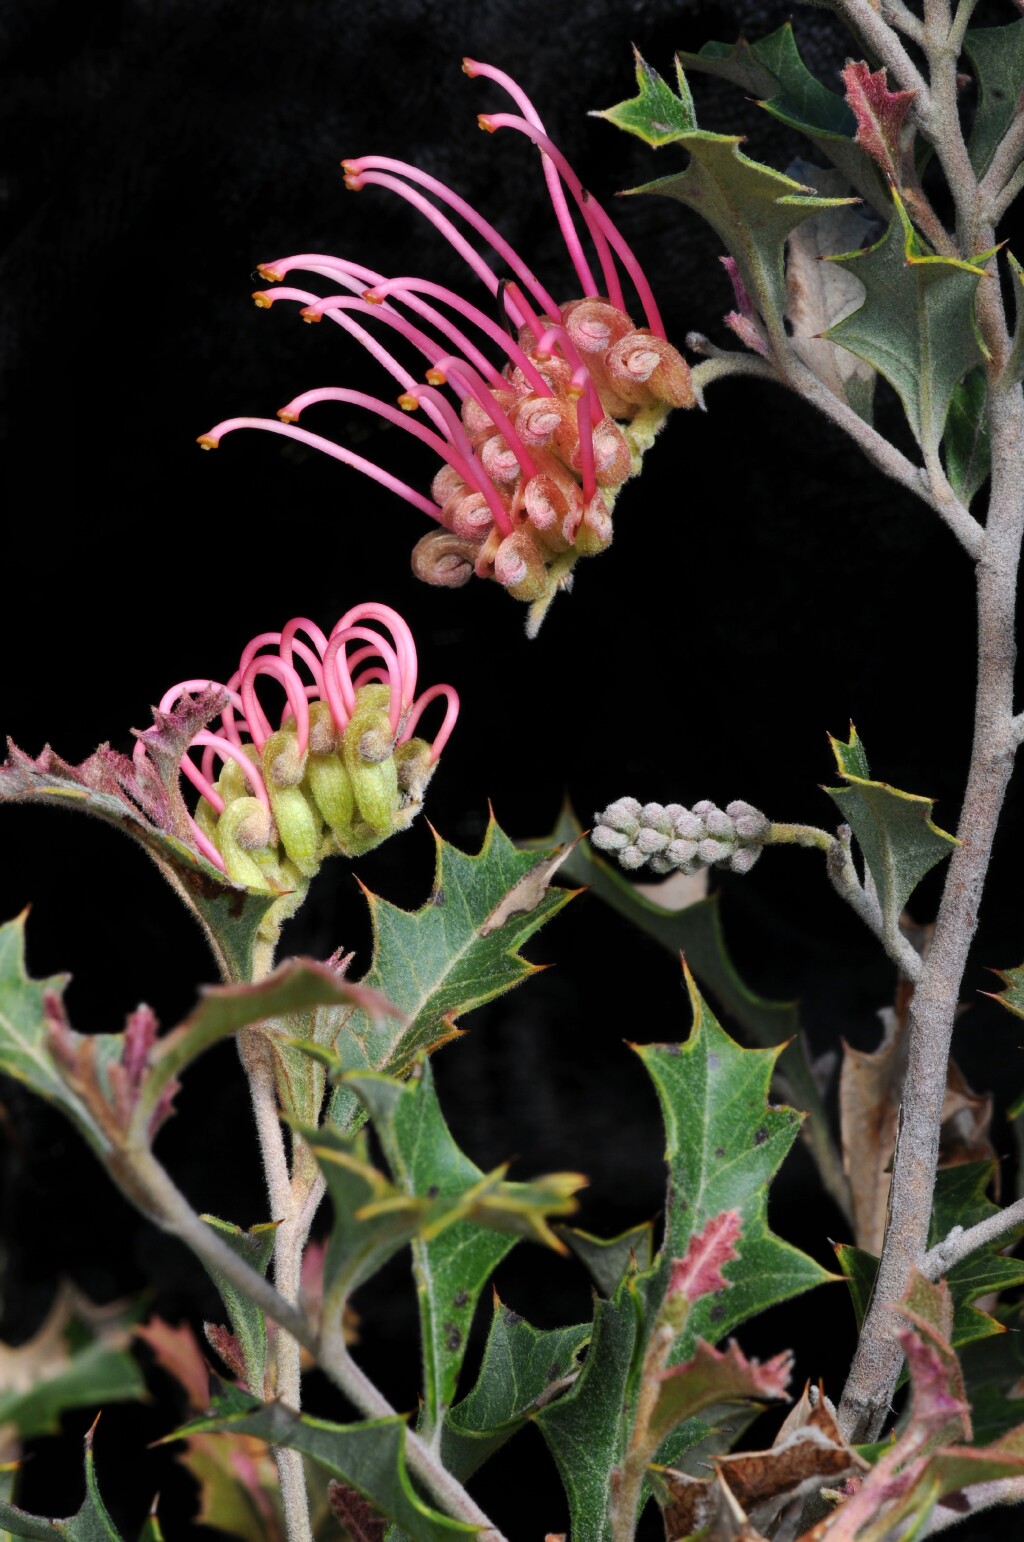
[2,0,1022,1535]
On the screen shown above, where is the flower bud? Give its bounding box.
[705,808,736,840]
[592,825,630,852]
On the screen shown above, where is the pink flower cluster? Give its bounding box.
[136,603,457,885]
[200,62,693,634]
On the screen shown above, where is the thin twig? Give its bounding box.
[924,1195,1024,1276]
[922,1479,1024,1534]
[834,0,932,104]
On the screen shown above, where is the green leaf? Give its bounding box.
[674,36,776,97]
[0,1340,144,1444]
[346,1062,563,1433]
[560,1220,655,1296]
[825,196,993,457]
[635,971,833,1359]
[834,1242,877,1330]
[927,1161,1024,1350]
[322,815,576,1128]
[532,806,846,1223]
[0,1428,124,1542]
[943,367,991,505]
[0,727,286,985]
[960,1306,1024,1444]
[442,1298,590,1481]
[963,20,1024,178]
[173,1392,476,1542]
[749,23,856,140]
[592,46,696,146]
[534,1268,646,1540]
[826,726,957,938]
[197,1216,278,1398]
[634,136,854,341]
[0,914,105,1152]
[987,956,1024,1020]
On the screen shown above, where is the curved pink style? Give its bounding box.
[142,605,459,875]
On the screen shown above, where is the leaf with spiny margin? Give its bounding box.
[824,195,994,457]
[834,1243,877,1331]
[591,46,696,146]
[0,1427,124,1542]
[675,25,880,204]
[170,1388,476,1542]
[635,971,833,1362]
[964,21,1024,179]
[960,1305,1024,1444]
[197,1216,278,1398]
[987,957,1024,1020]
[530,806,847,1227]
[441,1298,590,1482]
[633,136,855,341]
[0,703,285,985]
[344,1062,582,1435]
[322,816,576,1128]
[943,367,991,506]
[0,1337,144,1446]
[559,1220,655,1296]
[826,726,957,938]
[533,1266,645,1540]
[304,1103,582,1307]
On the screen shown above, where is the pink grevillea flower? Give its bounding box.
[133,603,458,889]
[199,61,694,636]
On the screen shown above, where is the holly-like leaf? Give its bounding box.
[834,1242,877,1331]
[636,970,833,1360]
[172,1391,476,1542]
[442,1298,590,1481]
[826,726,957,939]
[560,1220,655,1296]
[942,367,991,505]
[533,806,847,1226]
[321,815,576,1128]
[0,706,285,985]
[345,1062,583,1434]
[987,956,1024,1020]
[825,194,994,458]
[0,1424,124,1542]
[648,1338,792,1452]
[0,1286,145,1444]
[196,1218,279,1399]
[960,1306,1024,1444]
[963,20,1024,179]
[840,59,916,180]
[635,135,855,341]
[591,46,696,146]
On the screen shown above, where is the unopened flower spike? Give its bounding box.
[134,603,459,895]
[592,797,771,877]
[200,62,695,637]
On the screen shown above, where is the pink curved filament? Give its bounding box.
[365,276,550,397]
[399,684,461,763]
[464,60,599,301]
[575,379,598,503]
[332,602,418,709]
[583,191,666,338]
[240,656,311,756]
[343,156,561,323]
[277,386,485,492]
[426,357,538,481]
[280,617,330,668]
[199,419,444,523]
[400,383,512,536]
[478,114,623,310]
[323,626,404,737]
[535,321,603,425]
[189,730,272,807]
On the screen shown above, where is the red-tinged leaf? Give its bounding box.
[204,1323,248,1385]
[840,59,916,179]
[668,1210,743,1305]
[649,1337,793,1448]
[327,1481,387,1542]
[896,1328,972,1445]
[134,1317,211,1413]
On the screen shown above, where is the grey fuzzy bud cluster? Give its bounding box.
[591,797,770,877]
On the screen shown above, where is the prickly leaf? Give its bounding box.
[197,1217,279,1397]
[173,1390,476,1542]
[442,1299,590,1481]
[827,726,957,936]
[927,1161,1024,1349]
[943,367,991,505]
[0,1427,124,1542]
[560,1220,655,1296]
[592,46,696,145]
[322,816,576,1127]
[825,197,993,457]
